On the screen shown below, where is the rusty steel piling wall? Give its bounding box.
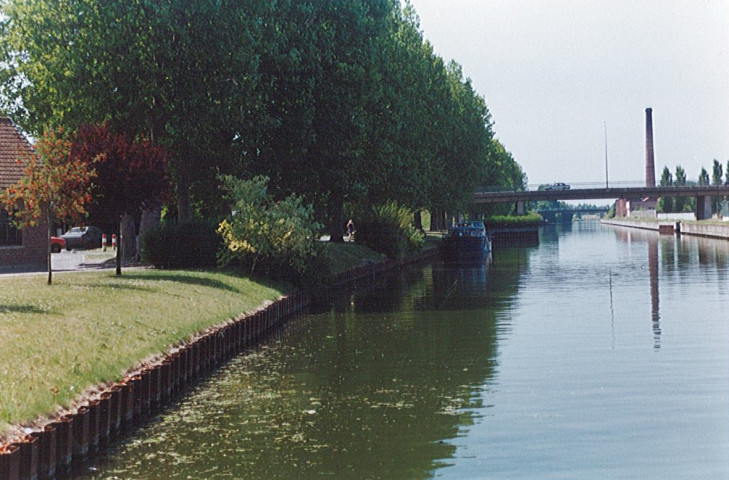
[0,247,441,480]
[0,291,310,480]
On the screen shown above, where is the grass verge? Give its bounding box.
[0,240,434,442]
[319,242,386,275]
[0,269,285,440]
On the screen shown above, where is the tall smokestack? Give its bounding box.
[645,107,655,187]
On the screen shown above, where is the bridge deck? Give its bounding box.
[474,186,729,204]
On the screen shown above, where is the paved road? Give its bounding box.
[0,249,118,276]
[52,249,117,271]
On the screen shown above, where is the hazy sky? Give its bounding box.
[406,0,729,188]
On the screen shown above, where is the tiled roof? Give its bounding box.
[0,117,34,190]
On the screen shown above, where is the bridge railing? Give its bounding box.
[475,181,649,193]
[475,180,724,193]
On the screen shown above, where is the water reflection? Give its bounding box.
[648,238,661,349]
[606,225,729,349]
[612,228,664,348]
[79,263,515,480]
[76,222,729,479]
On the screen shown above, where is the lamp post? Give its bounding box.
[604,121,609,188]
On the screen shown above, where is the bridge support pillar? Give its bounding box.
[696,195,712,220]
[515,201,525,215]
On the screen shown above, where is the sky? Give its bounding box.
[406,0,729,189]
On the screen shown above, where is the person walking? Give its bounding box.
[346,219,356,241]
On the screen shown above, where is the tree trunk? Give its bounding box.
[46,207,53,285]
[177,170,192,221]
[138,207,161,261]
[414,210,423,232]
[430,208,445,231]
[328,189,345,243]
[116,213,137,275]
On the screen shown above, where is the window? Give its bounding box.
[0,208,22,246]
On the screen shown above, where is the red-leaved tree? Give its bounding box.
[0,129,97,284]
[71,123,170,275]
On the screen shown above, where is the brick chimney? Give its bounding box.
[645,107,656,187]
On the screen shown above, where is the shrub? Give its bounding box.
[484,213,543,229]
[140,219,221,269]
[355,201,423,261]
[217,175,322,285]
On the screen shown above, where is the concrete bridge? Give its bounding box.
[536,206,610,223]
[473,185,729,220]
[473,108,729,220]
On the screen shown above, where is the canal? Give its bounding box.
[79,220,729,479]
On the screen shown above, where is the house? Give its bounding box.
[0,116,48,271]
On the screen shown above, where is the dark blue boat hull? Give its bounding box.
[441,234,491,263]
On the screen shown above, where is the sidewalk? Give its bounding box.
[0,249,126,275]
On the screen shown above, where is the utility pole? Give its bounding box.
[604,121,609,188]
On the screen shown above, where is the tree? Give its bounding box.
[1,0,269,220]
[699,167,710,186]
[302,0,396,242]
[0,129,96,284]
[674,165,687,212]
[71,123,170,275]
[711,159,724,214]
[488,140,527,216]
[1,0,526,232]
[658,166,673,213]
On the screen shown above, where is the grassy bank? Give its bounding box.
[0,269,285,439]
[485,212,543,228]
[0,240,426,441]
[319,242,386,275]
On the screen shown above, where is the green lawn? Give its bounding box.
[319,242,386,275]
[0,240,436,442]
[0,269,285,439]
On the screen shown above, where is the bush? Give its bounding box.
[355,201,423,261]
[140,219,221,269]
[217,175,322,285]
[484,213,543,229]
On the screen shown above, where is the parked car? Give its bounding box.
[545,182,571,191]
[51,236,66,253]
[61,226,103,250]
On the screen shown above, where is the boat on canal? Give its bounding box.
[441,220,491,263]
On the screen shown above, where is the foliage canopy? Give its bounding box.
[1,0,527,233]
[0,128,97,283]
[217,175,322,283]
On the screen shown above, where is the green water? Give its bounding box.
[80,221,729,479]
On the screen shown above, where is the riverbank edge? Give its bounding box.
[601,218,729,240]
[0,244,440,480]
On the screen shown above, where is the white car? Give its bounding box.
[545,182,571,191]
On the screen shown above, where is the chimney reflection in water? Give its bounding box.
[648,238,661,349]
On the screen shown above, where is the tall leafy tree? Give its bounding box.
[674,165,687,212]
[0,129,96,284]
[711,159,724,214]
[304,0,396,241]
[487,140,527,216]
[711,159,723,186]
[658,166,673,212]
[1,0,268,220]
[699,167,710,185]
[1,0,526,233]
[366,6,446,212]
[71,123,170,275]
[429,62,494,225]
